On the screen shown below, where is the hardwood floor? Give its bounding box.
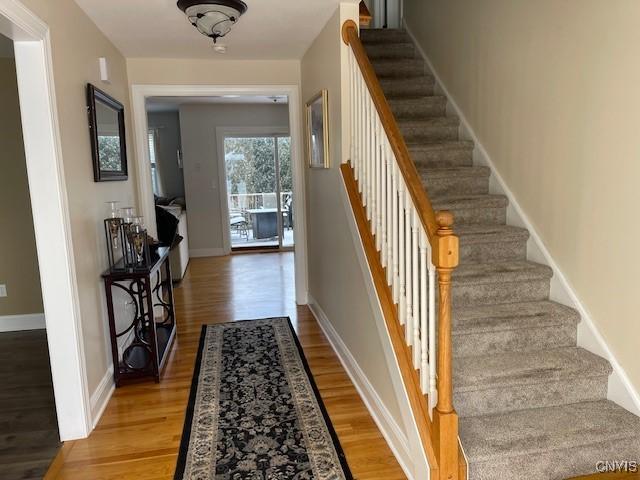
[48,252,406,479]
[0,330,60,480]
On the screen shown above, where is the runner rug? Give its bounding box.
[175,317,353,480]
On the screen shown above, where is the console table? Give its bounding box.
[102,246,177,386]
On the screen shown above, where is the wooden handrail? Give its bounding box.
[342,20,462,480]
[342,20,441,243]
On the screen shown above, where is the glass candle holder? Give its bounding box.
[106,201,120,219]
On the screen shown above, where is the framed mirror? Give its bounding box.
[87,83,128,182]
[306,89,330,169]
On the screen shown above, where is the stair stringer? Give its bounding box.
[403,21,640,418]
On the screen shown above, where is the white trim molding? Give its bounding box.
[404,22,640,417]
[130,84,308,305]
[0,0,92,440]
[307,297,416,480]
[90,366,115,429]
[0,313,45,332]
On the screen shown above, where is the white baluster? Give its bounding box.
[428,250,437,412]
[412,209,420,368]
[362,85,371,210]
[420,230,429,392]
[386,142,393,286]
[370,101,377,238]
[392,162,399,303]
[398,173,406,324]
[355,71,361,185]
[349,51,354,167]
[380,130,387,268]
[375,117,382,252]
[405,192,413,345]
[360,73,366,191]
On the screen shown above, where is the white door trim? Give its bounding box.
[215,126,290,254]
[0,0,92,440]
[130,84,309,304]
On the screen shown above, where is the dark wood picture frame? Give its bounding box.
[87,83,128,182]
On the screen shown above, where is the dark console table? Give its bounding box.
[102,246,177,386]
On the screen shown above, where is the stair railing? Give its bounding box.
[341,20,461,480]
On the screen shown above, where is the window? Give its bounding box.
[148,130,161,196]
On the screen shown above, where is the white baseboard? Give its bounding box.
[0,313,45,332]
[307,297,416,480]
[189,248,227,258]
[90,366,115,429]
[404,22,640,417]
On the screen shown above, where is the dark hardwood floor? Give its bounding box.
[0,329,60,479]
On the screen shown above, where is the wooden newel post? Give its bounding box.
[432,210,460,480]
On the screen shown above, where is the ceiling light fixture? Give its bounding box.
[177,0,248,44]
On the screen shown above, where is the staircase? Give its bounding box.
[359,28,640,480]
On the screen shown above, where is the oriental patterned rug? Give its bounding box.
[175,317,353,480]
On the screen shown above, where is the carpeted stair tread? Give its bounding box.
[431,194,508,225]
[361,29,411,44]
[408,140,474,152]
[459,400,640,462]
[420,166,491,197]
[453,300,579,334]
[389,96,448,119]
[408,141,475,167]
[399,117,460,143]
[431,193,508,210]
[364,42,416,60]
[372,58,425,78]
[454,223,529,245]
[453,301,579,357]
[379,76,434,98]
[418,165,490,180]
[454,347,611,393]
[453,260,552,285]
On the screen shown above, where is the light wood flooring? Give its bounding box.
[46,252,406,479]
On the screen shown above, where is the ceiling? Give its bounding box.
[146,95,289,112]
[74,0,356,60]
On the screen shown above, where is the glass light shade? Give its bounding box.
[182,2,246,40]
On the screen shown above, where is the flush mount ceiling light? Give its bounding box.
[177,0,248,44]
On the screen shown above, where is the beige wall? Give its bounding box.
[405,0,640,393]
[301,5,403,425]
[178,103,290,252]
[127,58,300,86]
[0,56,43,317]
[21,0,137,392]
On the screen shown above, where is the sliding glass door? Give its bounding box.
[224,134,294,250]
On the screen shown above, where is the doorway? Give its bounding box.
[131,85,309,305]
[222,132,295,251]
[0,0,92,442]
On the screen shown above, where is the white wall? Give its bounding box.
[404,0,640,396]
[178,103,290,255]
[147,110,184,199]
[127,58,300,86]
